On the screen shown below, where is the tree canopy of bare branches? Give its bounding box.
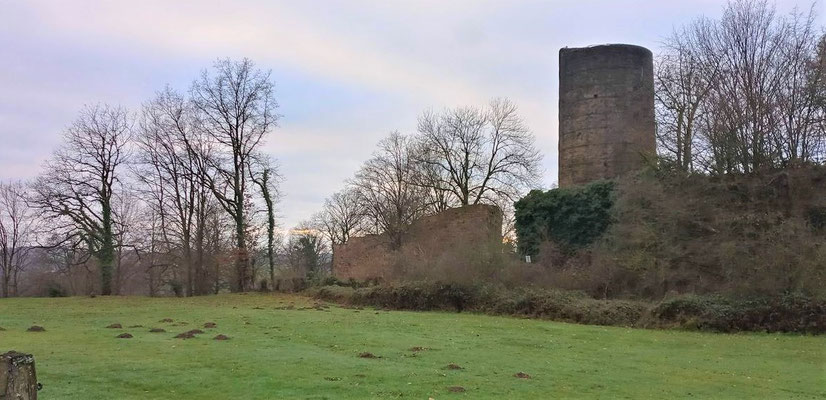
[31,104,132,295]
[656,0,826,173]
[313,187,366,246]
[353,132,429,248]
[190,58,279,292]
[136,87,215,296]
[0,182,37,297]
[415,98,541,207]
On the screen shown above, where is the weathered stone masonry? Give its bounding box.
[333,204,503,281]
[558,44,656,187]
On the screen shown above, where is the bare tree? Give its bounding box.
[352,132,429,248]
[415,98,541,207]
[774,7,825,164]
[314,186,366,246]
[249,153,282,290]
[190,58,279,292]
[110,190,147,295]
[815,35,826,160]
[655,19,719,171]
[661,0,825,173]
[136,87,215,296]
[31,104,131,295]
[0,182,37,297]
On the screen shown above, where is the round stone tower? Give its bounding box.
[558,44,655,187]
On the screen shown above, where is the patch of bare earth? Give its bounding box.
[149,328,166,333]
[159,318,173,323]
[203,322,217,328]
[514,372,532,379]
[446,364,462,370]
[27,326,45,332]
[116,333,133,339]
[174,329,204,339]
[105,323,122,329]
[358,352,379,359]
[448,386,466,393]
[213,334,230,340]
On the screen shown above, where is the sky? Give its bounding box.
[1,0,822,230]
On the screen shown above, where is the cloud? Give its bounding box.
[5,0,818,229]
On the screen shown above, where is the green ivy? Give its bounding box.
[514,180,615,256]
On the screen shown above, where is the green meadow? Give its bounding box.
[0,294,823,399]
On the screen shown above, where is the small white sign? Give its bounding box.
[525,255,531,263]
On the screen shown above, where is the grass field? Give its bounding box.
[0,294,823,399]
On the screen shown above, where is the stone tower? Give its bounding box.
[558,44,655,187]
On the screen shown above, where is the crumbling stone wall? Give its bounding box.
[333,204,503,281]
[558,44,655,187]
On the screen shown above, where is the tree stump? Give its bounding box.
[1,351,37,400]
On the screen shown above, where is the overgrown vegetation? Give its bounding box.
[512,166,826,301]
[650,292,826,334]
[514,180,614,256]
[309,281,826,334]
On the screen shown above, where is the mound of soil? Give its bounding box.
[514,372,532,379]
[159,318,173,323]
[448,386,466,393]
[174,329,205,339]
[203,322,217,328]
[409,346,428,352]
[149,328,166,333]
[446,364,462,370]
[116,333,133,339]
[128,325,143,328]
[27,326,45,332]
[358,352,379,359]
[213,334,230,341]
[323,377,341,381]
[106,323,122,329]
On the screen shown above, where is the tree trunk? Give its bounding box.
[194,229,207,296]
[193,196,209,296]
[148,266,157,297]
[99,201,114,296]
[234,230,248,292]
[261,170,276,292]
[1,273,9,298]
[183,244,193,297]
[1,351,38,400]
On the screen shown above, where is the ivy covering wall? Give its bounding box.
[514,180,615,256]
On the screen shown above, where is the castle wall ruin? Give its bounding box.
[333,204,503,281]
[558,44,656,187]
